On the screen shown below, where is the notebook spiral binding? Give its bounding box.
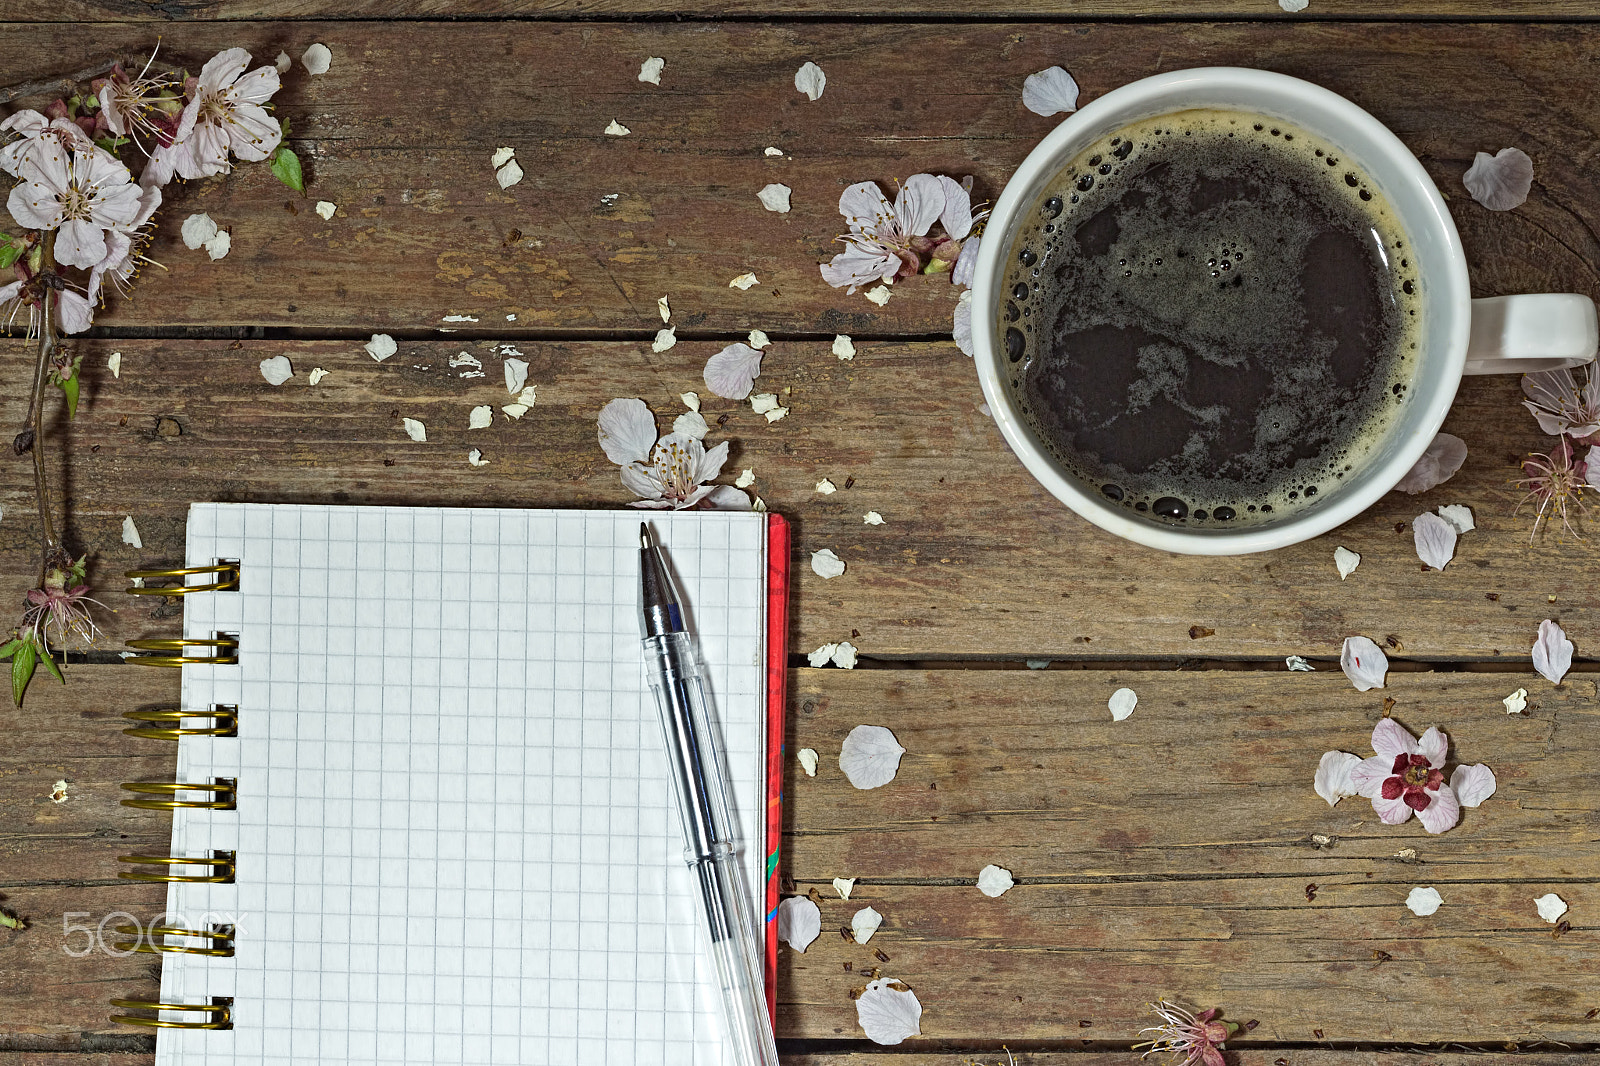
[109,998,233,1030]
[111,924,236,958]
[123,706,239,741]
[117,852,236,883]
[120,780,237,811]
[124,563,240,596]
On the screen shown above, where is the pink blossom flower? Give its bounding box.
[597,397,749,510]
[1515,437,1588,541]
[23,578,106,650]
[1347,720,1460,833]
[0,109,94,179]
[6,142,141,268]
[1136,1001,1235,1066]
[1522,365,1600,443]
[820,174,981,293]
[148,48,281,184]
[0,276,95,336]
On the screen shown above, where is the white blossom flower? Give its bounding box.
[85,184,161,309]
[1532,618,1573,685]
[0,109,93,178]
[151,48,282,183]
[596,397,747,510]
[1463,147,1533,211]
[821,174,982,293]
[1347,720,1463,833]
[1522,365,1600,441]
[7,143,141,268]
[1340,635,1388,691]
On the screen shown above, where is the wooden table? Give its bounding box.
[2,4,1598,1065]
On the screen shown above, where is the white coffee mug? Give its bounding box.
[972,67,1598,555]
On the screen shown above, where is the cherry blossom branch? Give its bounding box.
[25,242,61,582]
[0,57,180,106]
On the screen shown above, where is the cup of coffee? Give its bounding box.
[971,67,1598,555]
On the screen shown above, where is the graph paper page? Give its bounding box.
[157,504,769,1066]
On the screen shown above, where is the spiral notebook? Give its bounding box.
[111,503,790,1066]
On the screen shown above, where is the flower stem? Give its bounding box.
[24,237,61,584]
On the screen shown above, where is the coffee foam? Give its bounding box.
[999,108,1423,527]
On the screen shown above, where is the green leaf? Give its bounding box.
[93,134,128,152]
[0,638,22,660]
[39,647,64,685]
[0,906,25,930]
[11,640,37,706]
[0,235,21,270]
[58,369,79,420]
[270,145,304,193]
[279,117,292,139]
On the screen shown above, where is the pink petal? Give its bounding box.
[1522,368,1578,436]
[838,181,893,235]
[597,397,658,465]
[952,235,981,288]
[1415,785,1461,834]
[1413,511,1457,570]
[1370,718,1417,761]
[1022,65,1081,117]
[894,173,945,238]
[1314,750,1362,806]
[1416,726,1448,768]
[1394,432,1468,494]
[1449,763,1496,808]
[1532,618,1573,685]
[1371,791,1415,825]
[1463,147,1533,211]
[703,342,764,400]
[1349,754,1397,799]
[53,217,107,269]
[1340,635,1389,691]
[936,175,974,240]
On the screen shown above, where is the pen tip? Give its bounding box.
[640,522,653,549]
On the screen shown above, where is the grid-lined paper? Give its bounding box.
[156,504,769,1066]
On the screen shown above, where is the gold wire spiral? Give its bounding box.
[124,636,239,668]
[109,998,232,1030]
[124,563,240,596]
[116,853,236,884]
[120,780,236,811]
[111,924,235,958]
[122,706,238,741]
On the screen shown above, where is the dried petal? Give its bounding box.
[596,397,657,465]
[794,61,826,101]
[1437,504,1475,534]
[735,468,755,488]
[1535,893,1568,924]
[1463,147,1534,211]
[977,864,1014,898]
[275,51,291,73]
[834,334,855,360]
[839,724,903,789]
[833,877,855,899]
[797,748,818,776]
[1503,687,1528,714]
[180,212,218,249]
[729,272,759,290]
[1449,763,1496,808]
[1108,687,1137,721]
[1314,750,1362,806]
[865,284,892,306]
[864,511,884,525]
[638,56,664,85]
[750,393,780,415]
[108,351,122,378]
[1279,0,1309,9]
[1022,65,1080,117]
[953,288,974,356]
[121,515,142,549]
[1413,511,1458,570]
[502,386,536,419]
[604,119,630,136]
[764,405,789,424]
[748,329,771,349]
[204,230,231,259]
[816,478,836,495]
[832,642,858,669]
[657,295,670,322]
[777,896,821,952]
[308,367,329,385]
[765,146,784,157]
[856,978,922,1046]
[1285,655,1316,672]
[1394,433,1468,494]
[651,326,677,353]
[467,448,489,467]
[301,43,332,75]
[259,355,293,385]
[1340,635,1388,691]
[402,417,427,442]
[1533,618,1573,685]
[1334,546,1361,579]
[704,342,764,400]
[365,333,396,362]
[850,905,883,944]
[679,391,700,413]
[1406,886,1443,916]
[811,548,846,579]
[491,146,515,168]
[758,183,792,213]
[808,643,840,667]
[315,200,336,220]
[504,357,529,395]
[495,159,524,189]
[468,405,493,430]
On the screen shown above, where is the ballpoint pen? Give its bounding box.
[638,523,781,1066]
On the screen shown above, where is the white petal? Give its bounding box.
[856,979,921,1046]
[604,119,630,136]
[121,515,143,549]
[308,368,328,385]
[202,230,230,260]
[495,159,524,189]
[301,43,332,76]
[832,642,858,670]
[866,284,891,306]
[108,351,122,378]
[1417,726,1449,768]
[468,405,493,430]
[1279,0,1309,9]
[816,478,836,495]
[952,235,982,287]
[850,905,883,944]
[502,386,536,419]
[1449,763,1496,808]
[864,511,885,525]
[365,333,397,361]
[504,357,529,395]
[765,146,783,157]
[764,405,789,423]
[597,397,658,465]
[758,183,792,213]
[1314,750,1362,806]
[794,61,826,102]
[935,175,974,240]
[275,51,292,73]
[953,289,974,356]
[315,200,337,220]
[1108,687,1137,721]
[1437,504,1475,534]
[1371,719,1420,761]
[680,391,700,412]
[808,643,840,668]
[180,212,218,249]
[1533,618,1574,685]
[735,468,755,488]
[753,497,767,512]
[1340,636,1389,691]
[834,334,855,360]
[894,173,946,238]
[832,877,855,899]
[672,411,708,440]
[750,393,780,414]
[1463,147,1533,211]
[1394,432,1468,493]
[976,864,1014,898]
[403,417,427,442]
[776,896,821,952]
[797,748,818,777]
[651,326,677,353]
[701,485,752,511]
[1413,511,1458,570]
[1286,655,1315,671]
[748,329,771,349]
[1406,886,1443,916]
[1503,687,1528,714]
[259,355,293,385]
[467,448,489,467]
[657,295,670,323]
[638,56,664,85]
[1022,65,1080,117]
[490,146,515,168]
[1334,546,1361,579]
[704,342,764,400]
[839,724,903,789]
[811,548,846,579]
[729,272,759,290]
[1535,893,1568,924]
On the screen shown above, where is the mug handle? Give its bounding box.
[1464,294,1599,375]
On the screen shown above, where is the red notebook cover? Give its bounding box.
[761,512,791,1022]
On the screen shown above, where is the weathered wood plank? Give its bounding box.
[0,338,1590,659]
[0,23,1595,331]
